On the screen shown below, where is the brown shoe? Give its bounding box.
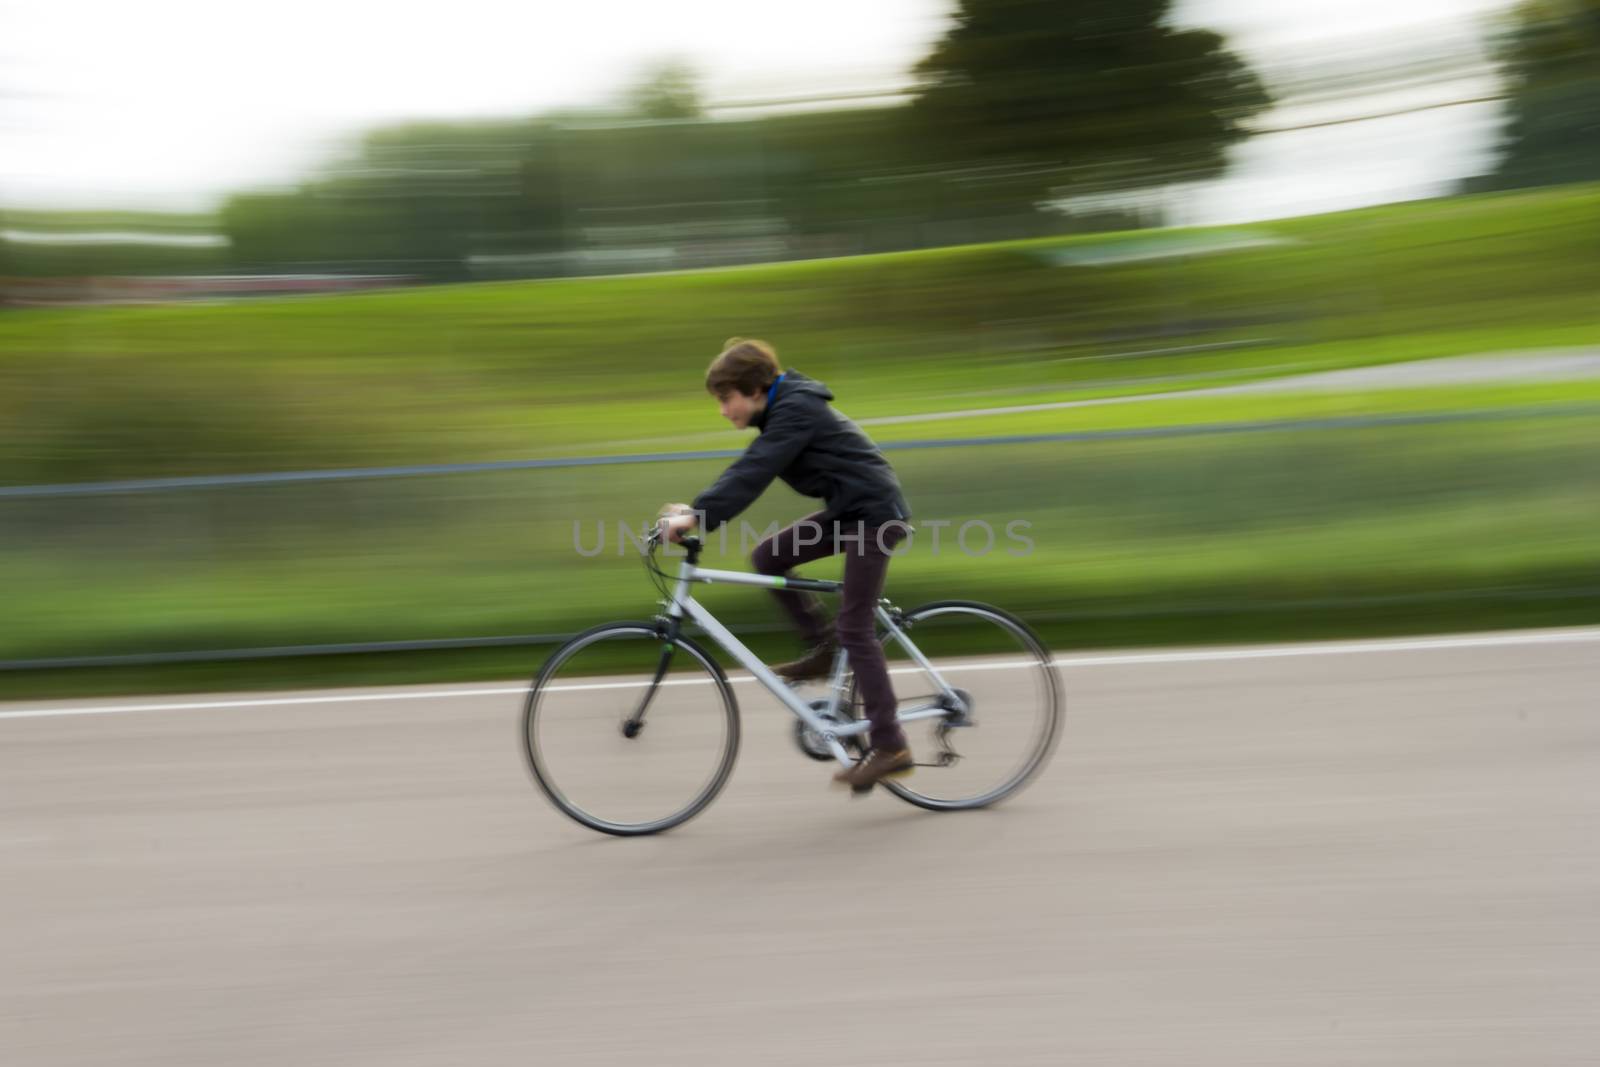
[833,748,915,795]
[772,638,838,683]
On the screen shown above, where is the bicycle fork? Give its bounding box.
[621,619,680,739]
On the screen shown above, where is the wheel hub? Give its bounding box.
[940,687,976,727]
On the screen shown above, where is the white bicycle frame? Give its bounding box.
[660,553,961,766]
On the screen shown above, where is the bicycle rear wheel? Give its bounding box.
[850,600,1062,811]
[523,622,739,836]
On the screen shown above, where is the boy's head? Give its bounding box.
[706,337,781,430]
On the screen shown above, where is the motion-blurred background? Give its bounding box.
[2,0,1597,697]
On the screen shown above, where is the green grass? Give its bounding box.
[2,184,1598,484]
[3,411,1596,700]
[3,184,1599,699]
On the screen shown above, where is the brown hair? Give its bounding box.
[705,337,782,398]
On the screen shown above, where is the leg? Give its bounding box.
[835,525,908,752]
[750,512,836,647]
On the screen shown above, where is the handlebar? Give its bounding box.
[645,519,701,554]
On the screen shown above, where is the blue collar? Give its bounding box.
[766,373,786,409]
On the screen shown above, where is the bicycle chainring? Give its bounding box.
[793,699,849,762]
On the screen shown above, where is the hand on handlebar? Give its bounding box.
[656,503,699,545]
[660,514,699,544]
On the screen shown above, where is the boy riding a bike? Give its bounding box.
[661,338,915,793]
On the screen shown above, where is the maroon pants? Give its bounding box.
[751,513,909,751]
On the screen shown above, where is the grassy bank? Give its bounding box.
[3,185,1598,698]
[4,409,1596,699]
[2,185,1598,485]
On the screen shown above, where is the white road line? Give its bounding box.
[2,627,1596,722]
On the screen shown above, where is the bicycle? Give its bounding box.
[521,521,1063,835]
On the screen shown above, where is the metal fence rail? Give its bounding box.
[5,402,1598,499]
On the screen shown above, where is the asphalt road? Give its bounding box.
[3,629,1597,1066]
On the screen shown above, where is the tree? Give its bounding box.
[1479,0,1600,190]
[911,0,1270,193]
[625,59,705,121]
[221,119,559,278]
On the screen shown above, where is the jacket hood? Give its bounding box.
[779,370,833,401]
[752,370,832,428]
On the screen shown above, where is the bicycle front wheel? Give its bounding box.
[523,622,739,836]
[850,600,1062,811]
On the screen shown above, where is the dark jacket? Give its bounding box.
[693,371,911,534]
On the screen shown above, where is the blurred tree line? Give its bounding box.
[213,0,1271,281]
[1472,0,1600,192]
[11,0,1597,286]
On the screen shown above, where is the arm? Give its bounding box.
[692,397,817,532]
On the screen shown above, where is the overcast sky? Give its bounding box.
[1,0,1516,221]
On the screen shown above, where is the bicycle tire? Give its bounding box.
[848,600,1062,811]
[523,621,740,836]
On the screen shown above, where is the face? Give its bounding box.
[717,389,764,429]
